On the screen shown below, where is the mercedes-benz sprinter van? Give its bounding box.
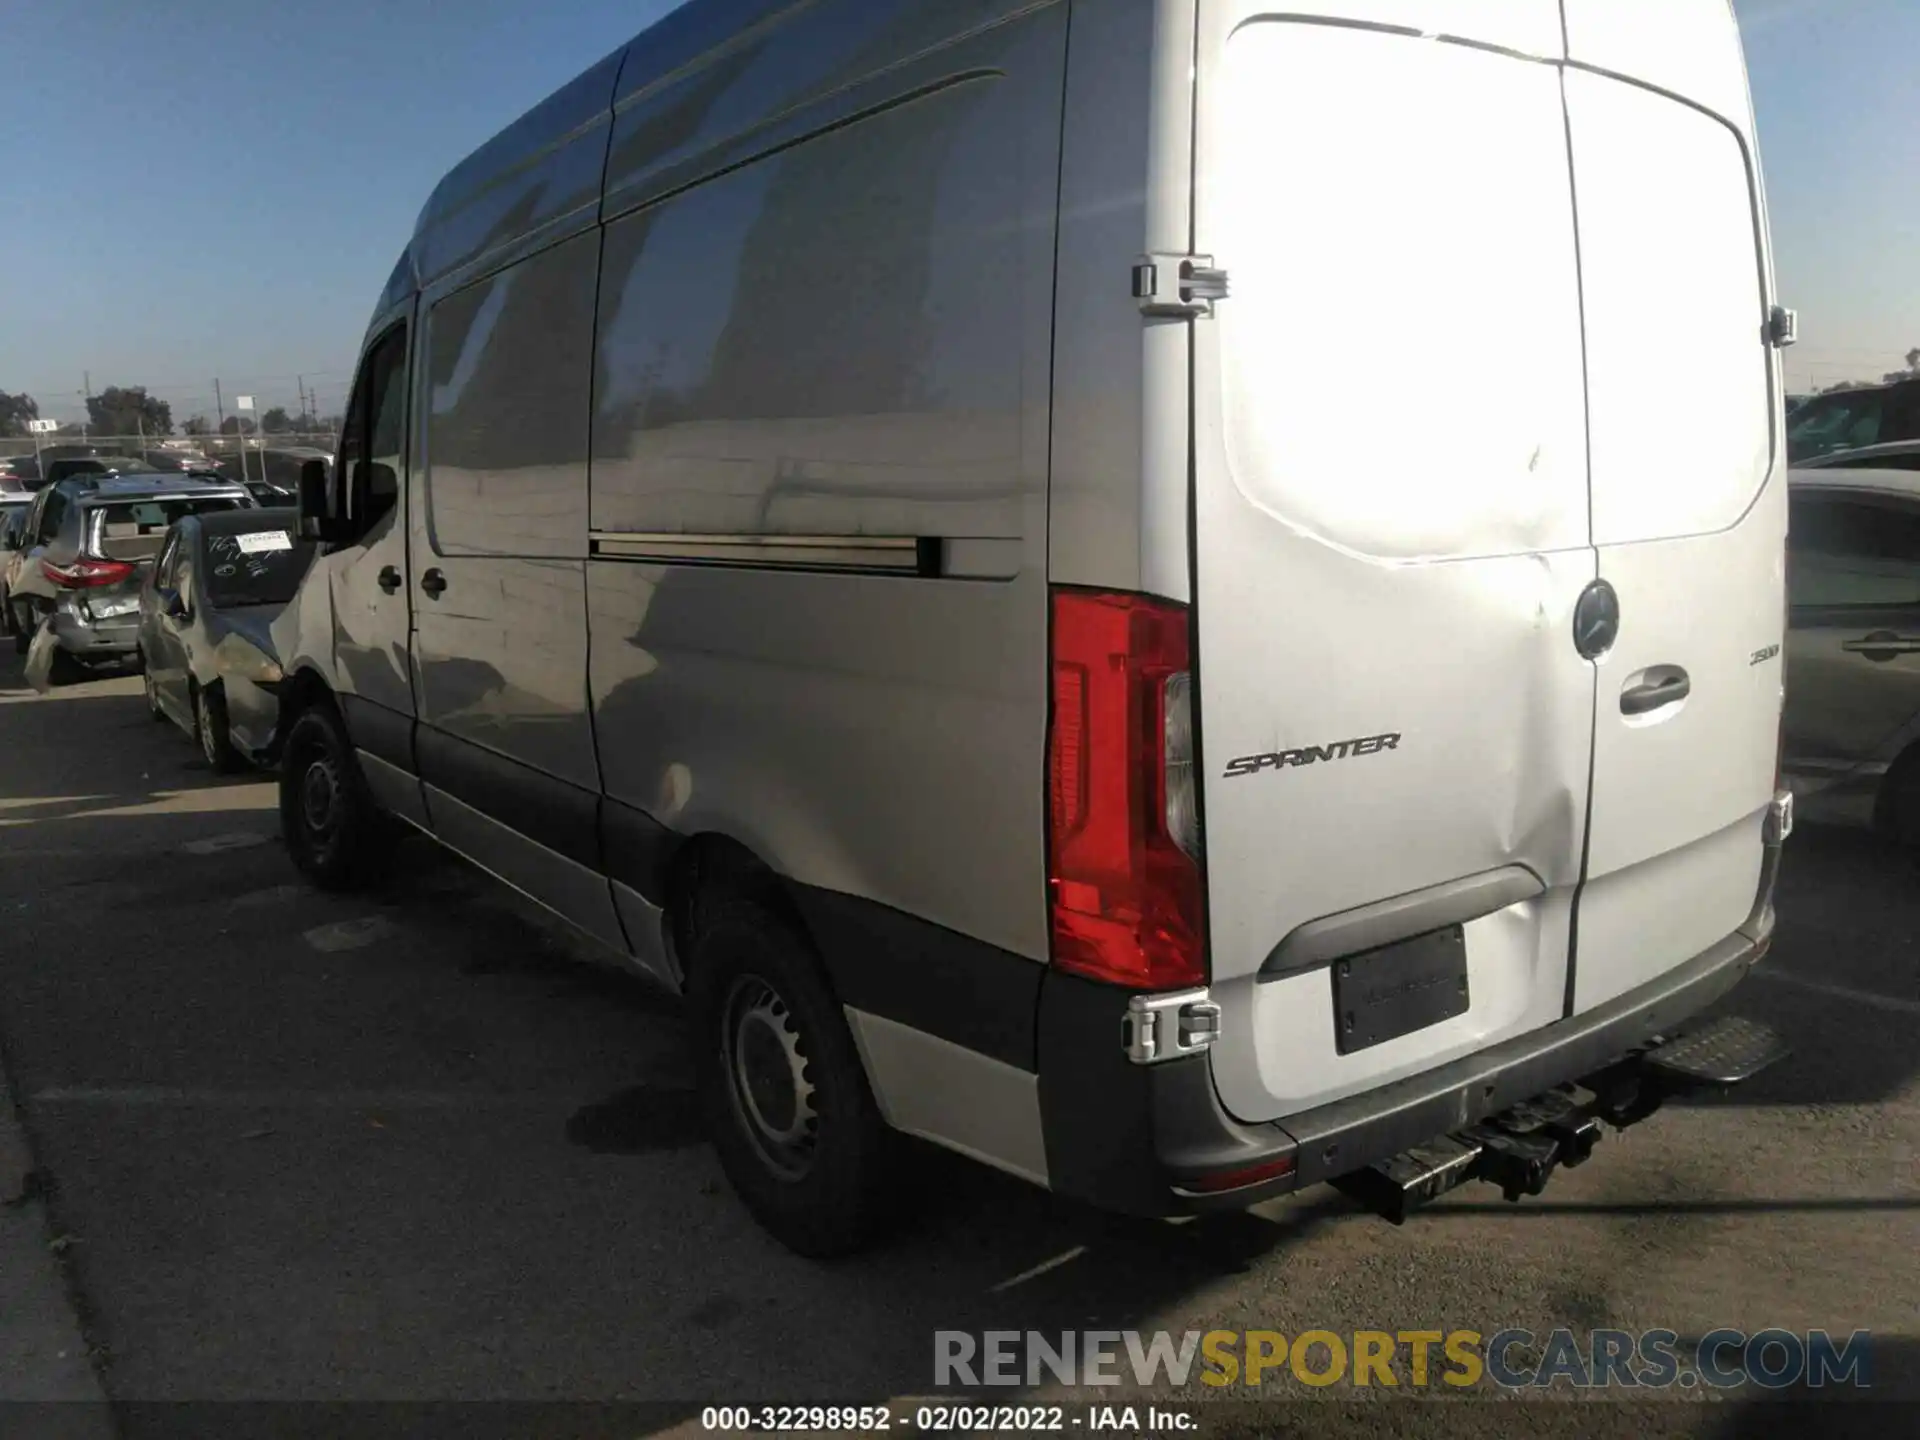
[273,0,1795,1255]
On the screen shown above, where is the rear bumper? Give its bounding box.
[47,607,139,658]
[1037,801,1787,1218]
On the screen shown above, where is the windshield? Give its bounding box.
[85,497,244,561]
[1788,390,1885,462]
[203,526,316,607]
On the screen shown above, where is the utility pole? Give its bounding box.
[214,378,228,478]
[81,371,91,442]
[297,374,308,430]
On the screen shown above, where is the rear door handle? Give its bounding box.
[1620,673,1690,716]
[420,568,447,598]
[1840,631,1920,662]
[376,565,401,594]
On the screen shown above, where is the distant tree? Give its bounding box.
[181,415,212,437]
[1880,347,1920,384]
[219,415,256,436]
[86,385,173,437]
[0,390,40,437]
[260,406,293,433]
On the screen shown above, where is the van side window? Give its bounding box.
[424,233,595,558]
[1788,494,1920,609]
[589,75,1029,544]
[336,324,409,543]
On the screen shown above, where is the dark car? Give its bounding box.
[13,474,255,673]
[0,502,28,571]
[1787,377,1920,464]
[138,508,313,770]
[41,453,148,486]
[1,454,42,490]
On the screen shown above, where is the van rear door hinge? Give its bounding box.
[1134,253,1229,318]
[1767,304,1798,348]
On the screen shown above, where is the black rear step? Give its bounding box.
[1330,1012,1789,1224]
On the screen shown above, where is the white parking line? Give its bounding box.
[183,831,271,856]
[29,1086,568,1109]
[1753,967,1920,1016]
[303,916,398,951]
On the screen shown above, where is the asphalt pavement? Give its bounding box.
[0,650,1913,1437]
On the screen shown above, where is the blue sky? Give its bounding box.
[0,0,1913,424]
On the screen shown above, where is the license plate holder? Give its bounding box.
[1332,925,1470,1056]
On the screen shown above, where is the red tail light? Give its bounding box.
[1047,587,1205,989]
[42,557,135,589]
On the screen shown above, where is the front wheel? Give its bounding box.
[686,893,899,1257]
[196,685,243,773]
[279,702,390,890]
[141,652,167,721]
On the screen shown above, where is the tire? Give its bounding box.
[0,587,11,638]
[140,651,167,721]
[195,684,242,773]
[1876,748,1920,848]
[278,701,390,891]
[45,642,81,686]
[11,602,30,655]
[685,892,898,1257]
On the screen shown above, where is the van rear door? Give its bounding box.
[1559,6,1786,1012]
[1189,5,1596,1123]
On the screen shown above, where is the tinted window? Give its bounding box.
[1788,391,1884,462]
[86,498,244,561]
[427,234,593,557]
[36,489,68,541]
[589,73,1028,543]
[1789,493,1920,609]
[202,527,317,607]
[333,325,406,540]
[361,328,407,531]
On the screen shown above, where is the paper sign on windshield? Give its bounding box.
[236,531,294,555]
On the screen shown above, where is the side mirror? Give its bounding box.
[297,458,347,543]
[159,587,187,619]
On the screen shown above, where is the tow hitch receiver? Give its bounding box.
[1331,1014,1788,1224]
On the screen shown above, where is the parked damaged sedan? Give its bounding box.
[137,508,314,771]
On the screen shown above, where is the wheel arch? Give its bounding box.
[661,831,817,991]
[265,664,339,760]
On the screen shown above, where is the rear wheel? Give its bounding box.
[279,702,390,890]
[44,641,81,686]
[685,892,898,1257]
[195,684,242,773]
[140,651,167,721]
[1876,747,1920,848]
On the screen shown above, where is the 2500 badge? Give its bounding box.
[1223,732,1402,779]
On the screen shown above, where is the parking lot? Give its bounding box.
[0,648,1914,1433]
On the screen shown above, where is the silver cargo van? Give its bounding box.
[274,0,1796,1254]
